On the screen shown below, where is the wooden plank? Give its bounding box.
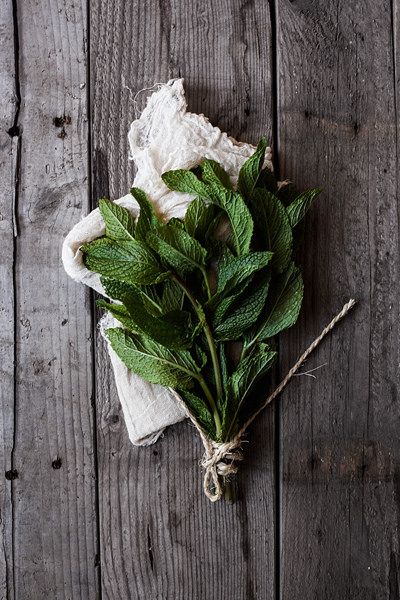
[277,1,400,597]
[0,0,17,596]
[90,1,276,598]
[10,0,99,597]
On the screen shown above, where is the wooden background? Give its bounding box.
[1,0,399,598]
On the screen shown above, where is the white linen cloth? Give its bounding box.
[62,79,272,445]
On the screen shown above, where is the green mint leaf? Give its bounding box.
[204,211,229,248]
[122,291,191,349]
[130,187,160,242]
[98,198,136,242]
[207,185,254,256]
[286,188,322,228]
[168,217,185,229]
[180,390,216,438]
[251,188,293,272]
[99,282,190,348]
[106,328,201,389]
[228,342,277,418]
[217,250,273,294]
[211,279,253,327]
[160,279,185,313]
[96,299,140,332]
[206,250,273,316]
[184,198,216,242]
[218,343,229,392]
[101,277,164,316]
[237,137,268,199]
[161,169,210,197]
[101,277,136,301]
[214,273,271,341]
[147,224,207,274]
[82,238,168,285]
[247,262,303,345]
[201,159,232,189]
[256,166,278,193]
[222,343,277,439]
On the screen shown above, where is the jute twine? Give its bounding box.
[173,299,356,502]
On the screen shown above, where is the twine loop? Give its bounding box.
[201,437,243,502]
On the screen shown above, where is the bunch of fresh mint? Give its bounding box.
[82,139,321,444]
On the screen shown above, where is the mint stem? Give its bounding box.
[223,479,235,503]
[201,267,212,300]
[173,275,223,437]
[197,375,222,437]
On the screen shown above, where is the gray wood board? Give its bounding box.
[7,0,99,597]
[90,1,276,598]
[0,0,17,596]
[277,1,400,598]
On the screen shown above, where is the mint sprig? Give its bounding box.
[82,139,321,452]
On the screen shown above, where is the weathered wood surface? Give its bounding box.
[277,1,400,599]
[0,1,17,596]
[90,1,276,599]
[1,0,400,598]
[4,0,99,598]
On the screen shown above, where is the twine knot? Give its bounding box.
[201,437,243,502]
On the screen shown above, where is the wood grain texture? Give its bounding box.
[277,1,400,598]
[0,0,17,596]
[2,1,399,598]
[90,1,276,598]
[10,0,99,597]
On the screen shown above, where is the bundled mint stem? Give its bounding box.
[82,139,324,501]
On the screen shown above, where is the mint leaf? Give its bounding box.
[218,343,229,392]
[130,187,160,242]
[101,277,136,301]
[214,273,270,340]
[168,217,185,229]
[230,343,277,402]
[82,238,168,285]
[99,281,190,348]
[185,198,216,242]
[246,262,303,347]
[147,224,207,274]
[217,250,273,294]
[286,188,322,228]
[100,280,191,348]
[121,291,191,349]
[251,188,292,272]
[257,166,278,194]
[207,185,253,256]
[161,169,209,197]
[180,390,216,437]
[206,250,273,316]
[222,343,276,438]
[160,279,185,313]
[106,328,202,389]
[101,277,165,316]
[96,299,140,332]
[99,198,136,242]
[201,159,232,189]
[237,137,268,199]
[204,211,229,248]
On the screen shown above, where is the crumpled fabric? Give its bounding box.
[62,78,272,445]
